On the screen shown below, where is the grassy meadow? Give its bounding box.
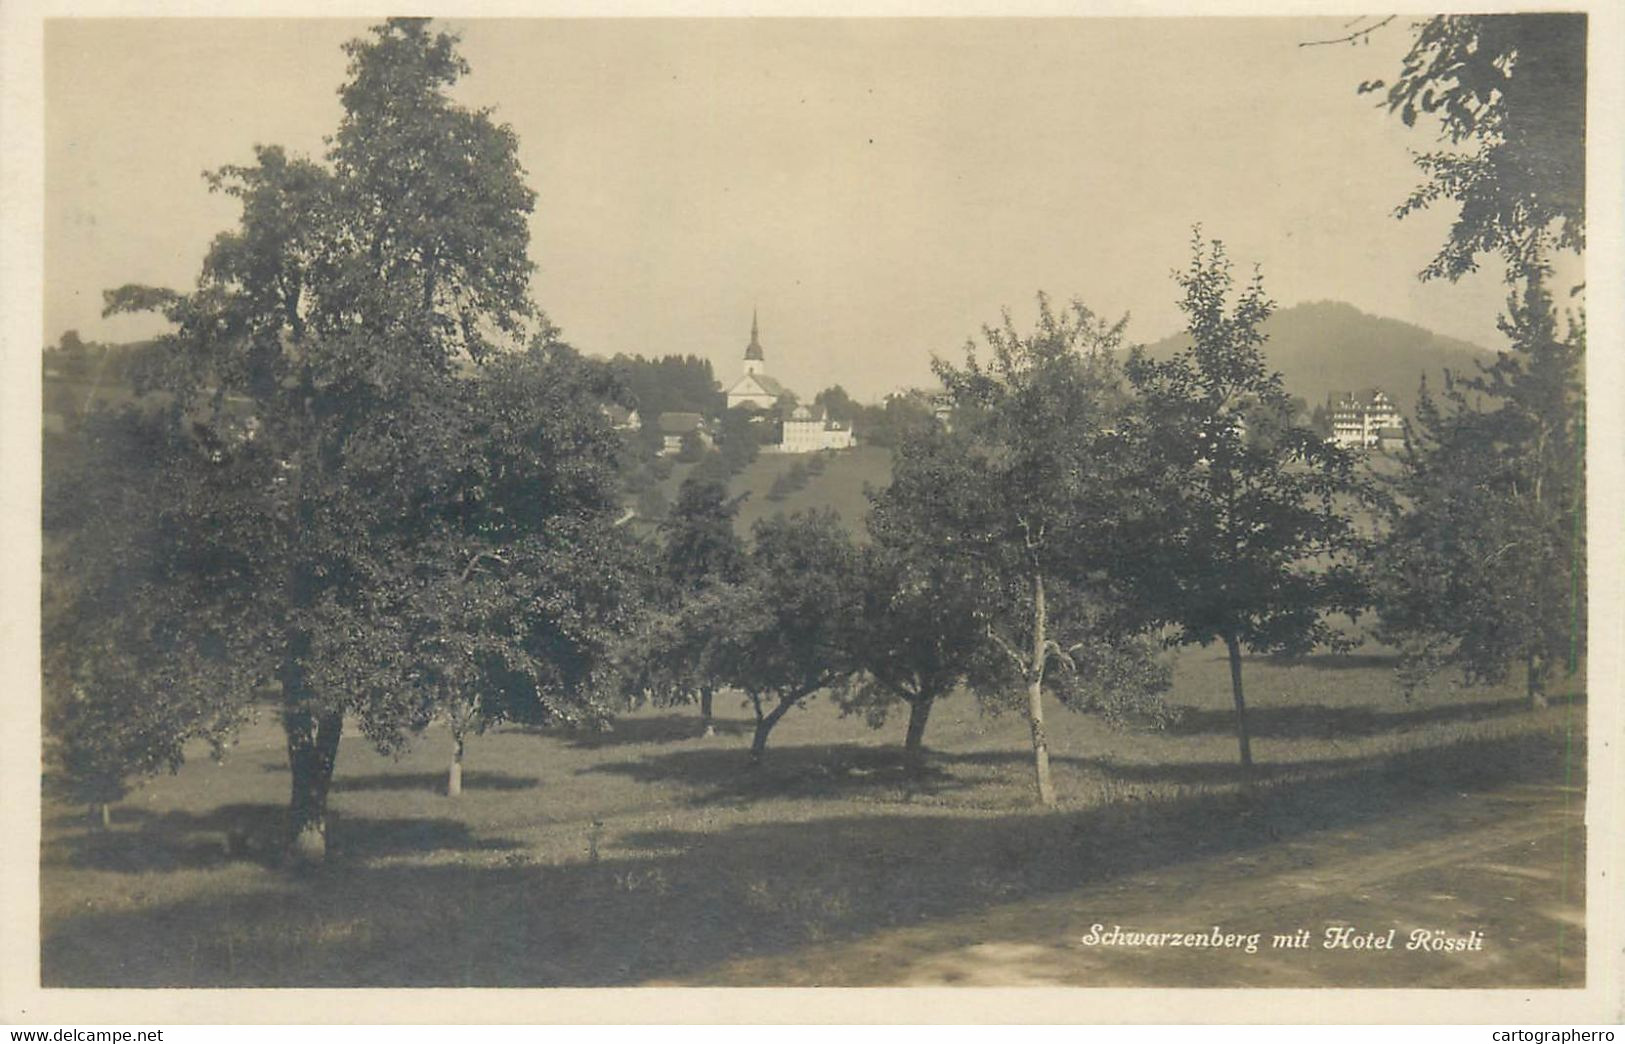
[41,641,1586,988]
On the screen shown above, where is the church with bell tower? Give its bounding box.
[723,310,788,411]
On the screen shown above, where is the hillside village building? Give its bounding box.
[601,404,640,431]
[656,411,711,456]
[1328,389,1403,449]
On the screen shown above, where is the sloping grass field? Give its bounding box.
[728,446,893,538]
[625,446,893,541]
[41,645,1586,988]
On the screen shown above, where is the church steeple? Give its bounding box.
[745,309,764,362]
[743,309,765,374]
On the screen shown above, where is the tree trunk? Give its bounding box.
[1028,573,1057,807]
[1527,650,1548,709]
[447,733,465,797]
[749,692,797,764]
[903,694,935,771]
[90,802,112,831]
[700,685,715,737]
[285,706,344,865]
[1224,632,1254,778]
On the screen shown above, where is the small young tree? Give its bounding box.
[654,477,748,733]
[661,477,748,583]
[836,538,990,771]
[1122,234,1372,777]
[714,406,764,476]
[409,517,645,797]
[614,583,742,739]
[710,511,858,762]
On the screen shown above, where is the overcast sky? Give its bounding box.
[46,17,1537,400]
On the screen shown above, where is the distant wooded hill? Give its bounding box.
[1139,300,1498,415]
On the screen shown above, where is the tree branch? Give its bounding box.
[1298,15,1395,48]
[985,624,1029,674]
[459,551,505,584]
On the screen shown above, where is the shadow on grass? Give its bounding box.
[585,741,971,803]
[1260,652,1403,672]
[583,734,1468,797]
[47,802,519,874]
[42,726,1580,987]
[333,771,542,795]
[557,713,752,749]
[930,747,1295,788]
[1163,695,1542,740]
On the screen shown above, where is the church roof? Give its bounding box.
[726,372,786,399]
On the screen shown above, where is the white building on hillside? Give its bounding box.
[1328,389,1402,448]
[777,403,856,453]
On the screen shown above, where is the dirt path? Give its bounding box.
[673,781,1586,988]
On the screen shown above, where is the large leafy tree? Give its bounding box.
[1373,274,1584,706]
[49,20,621,862]
[1354,14,1586,708]
[1359,13,1585,281]
[1122,236,1371,776]
[326,18,536,361]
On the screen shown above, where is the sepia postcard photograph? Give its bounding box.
[3,0,1621,1026]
